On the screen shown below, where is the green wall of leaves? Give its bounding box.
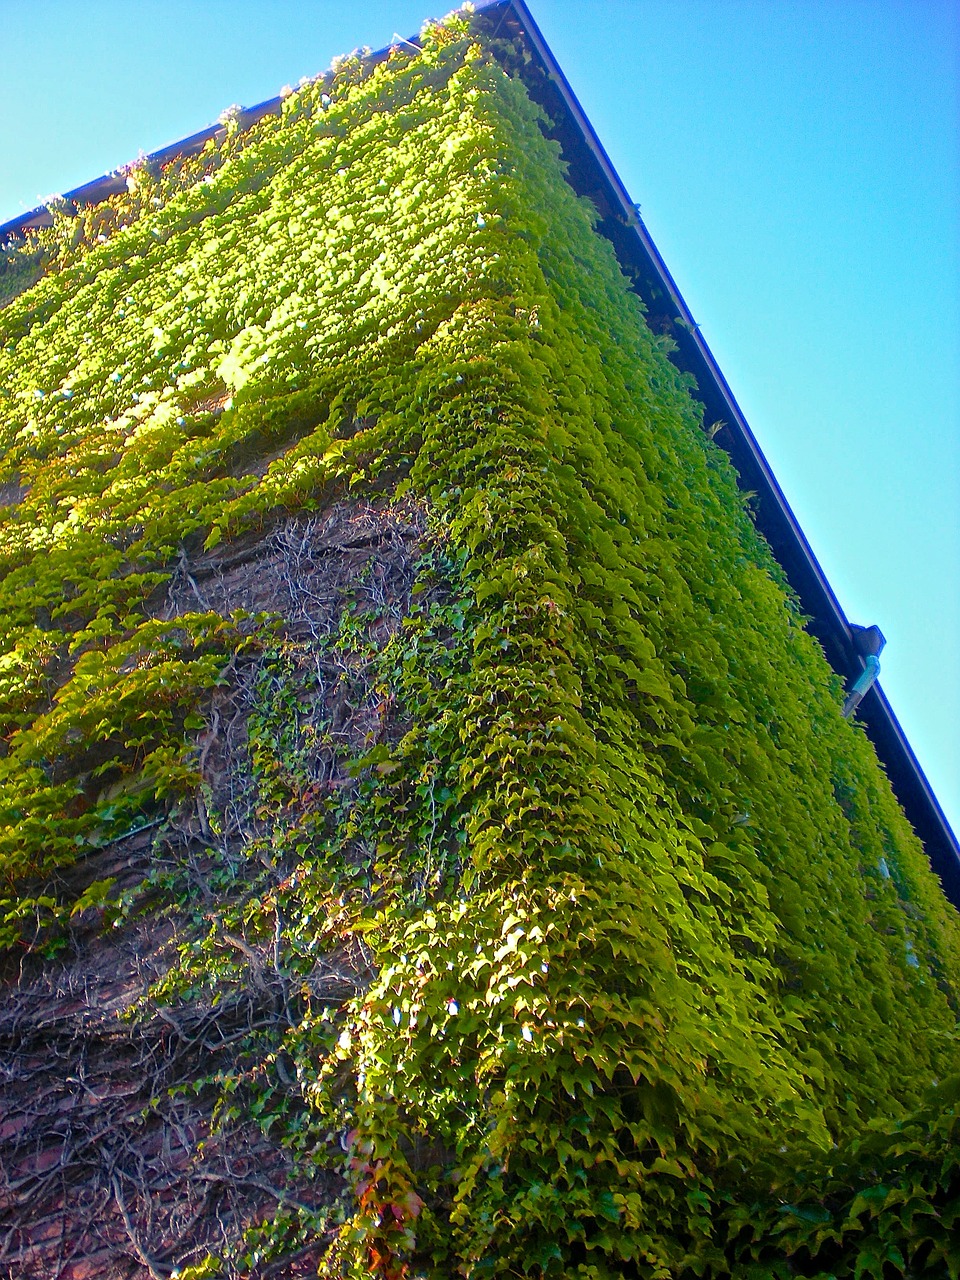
[1,14,958,1277]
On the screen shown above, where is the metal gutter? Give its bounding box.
[1,1,957,903]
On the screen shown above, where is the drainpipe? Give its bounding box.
[843,624,886,719]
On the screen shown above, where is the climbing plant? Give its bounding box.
[1,9,958,1277]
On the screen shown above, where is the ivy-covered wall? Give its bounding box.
[1,14,958,1278]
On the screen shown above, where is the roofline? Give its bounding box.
[2,0,958,903]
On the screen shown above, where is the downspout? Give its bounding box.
[843,624,886,719]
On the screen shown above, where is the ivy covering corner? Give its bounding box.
[1,12,958,1280]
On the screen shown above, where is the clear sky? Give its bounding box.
[1,0,958,839]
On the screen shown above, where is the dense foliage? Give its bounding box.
[2,12,959,1276]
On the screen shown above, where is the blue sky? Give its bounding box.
[1,0,958,839]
